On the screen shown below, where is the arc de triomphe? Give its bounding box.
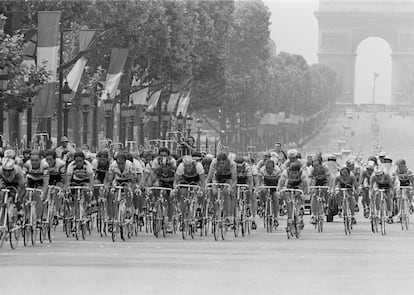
[315,0,414,104]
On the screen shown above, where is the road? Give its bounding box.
[2,111,414,295]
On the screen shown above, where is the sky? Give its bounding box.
[264,0,392,104]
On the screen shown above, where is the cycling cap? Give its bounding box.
[182,155,194,165]
[61,136,69,143]
[287,149,298,158]
[4,149,16,159]
[379,151,386,157]
[327,154,337,161]
[383,155,392,162]
[2,158,15,171]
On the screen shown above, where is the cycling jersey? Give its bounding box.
[109,160,135,184]
[67,160,93,185]
[176,162,204,184]
[210,158,236,183]
[371,174,392,190]
[278,169,308,192]
[92,157,110,183]
[151,156,177,170]
[335,173,357,189]
[48,158,66,186]
[24,160,49,188]
[309,164,330,186]
[236,162,252,184]
[260,166,281,186]
[393,168,413,187]
[154,165,175,188]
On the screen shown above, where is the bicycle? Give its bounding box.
[376,189,387,236]
[41,185,62,243]
[94,184,107,237]
[397,186,411,231]
[144,190,154,234]
[110,184,134,242]
[147,187,173,238]
[206,183,231,241]
[66,186,92,240]
[309,186,330,233]
[280,188,304,239]
[235,184,251,237]
[368,186,379,234]
[176,184,201,240]
[339,188,355,235]
[0,188,21,250]
[259,186,278,233]
[23,188,43,246]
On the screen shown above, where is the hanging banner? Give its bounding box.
[101,48,129,100]
[34,11,61,118]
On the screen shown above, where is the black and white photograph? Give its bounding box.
[0,0,413,294]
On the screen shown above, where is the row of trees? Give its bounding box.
[0,0,341,145]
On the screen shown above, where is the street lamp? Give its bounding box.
[186,115,193,137]
[161,109,170,140]
[151,111,159,139]
[196,118,203,150]
[176,112,185,132]
[127,106,135,142]
[103,96,114,139]
[61,81,73,137]
[226,118,231,146]
[0,73,9,140]
[80,90,91,145]
[120,103,130,144]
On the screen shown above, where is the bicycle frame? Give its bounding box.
[398,186,411,230]
[280,188,304,239]
[66,186,91,240]
[176,184,201,239]
[259,186,278,233]
[206,183,231,241]
[147,187,173,238]
[340,188,353,235]
[309,186,330,232]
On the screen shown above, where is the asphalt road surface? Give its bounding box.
[2,111,414,295]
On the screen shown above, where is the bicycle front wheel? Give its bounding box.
[8,214,20,250]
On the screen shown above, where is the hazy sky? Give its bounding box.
[264,0,392,104]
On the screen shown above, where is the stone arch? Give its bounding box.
[315,0,414,104]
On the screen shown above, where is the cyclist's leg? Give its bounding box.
[222,182,232,221]
[178,188,188,220]
[361,188,370,214]
[310,190,317,221]
[271,190,279,225]
[385,189,392,217]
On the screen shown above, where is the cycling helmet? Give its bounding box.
[4,149,16,159]
[228,152,237,162]
[73,151,85,159]
[289,161,301,172]
[379,151,386,158]
[2,158,15,171]
[205,154,214,160]
[287,149,298,159]
[158,147,170,156]
[235,156,245,164]
[367,156,378,165]
[374,166,384,176]
[327,154,337,161]
[396,159,406,166]
[182,155,194,165]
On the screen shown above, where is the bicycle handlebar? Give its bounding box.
[205,183,231,190]
[147,187,173,193]
[175,184,202,191]
[309,186,330,190]
[279,188,303,195]
[26,188,43,193]
[67,186,91,191]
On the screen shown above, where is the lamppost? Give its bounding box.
[186,115,193,137]
[80,90,91,145]
[0,74,9,141]
[161,109,170,140]
[240,124,248,150]
[176,112,184,132]
[151,111,159,139]
[61,81,73,137]
[196,117,203,150]
[128,106,135,142]
[103,97,114,140]
[120,103,130,144]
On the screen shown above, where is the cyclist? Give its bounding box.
[22,149,31,164]
[0,158,25,214]
[206,152,237,225]
[202,154,214,176]
[308,155,331,225]
[257,151,271,170]
[370,166,394,223]
[92,150,110,185]
[45,149,66,223]
[234,156,254,228]
[346,158,360,213]
[392,159,414,218]
[360,160,376,218]
[274,142,287,163]
[259,159,282,228]
[23,150,49,226]
[382,155,394,175]
[334,166,358,224]
[283,149,299,169]
[65,151,94,190]
[56,136,76,159]
[174,155,205,229]
[278,160,308,229]
[150,148,176,233]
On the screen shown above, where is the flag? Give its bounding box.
[102,48,129,100]
[66,30,95,101]
[130,76,149,105]
[146,90,161,112]
[176,91,191,116]
[167,92,180,112]
[34,11,61,118]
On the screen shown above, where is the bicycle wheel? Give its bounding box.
[181,219,188,240]
[190,222,195,239]
[317,215,323,233]
[81,221,87,240]
[31,225,36,245]
[233,213,240,238]
[405,215,409,230]
[380,204,386,236]
[111,221,117,242]
[213,216,219,241]
[294,215,301,239]
[162,217,166,238]
[8,214,20,250]
[0,228,6,249]
[220,219,225,241]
